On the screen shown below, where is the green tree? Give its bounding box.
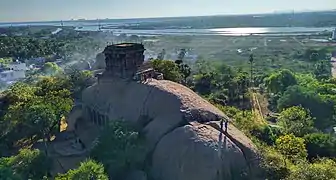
[304,133,336,159]
[193,72,218,95]
[178,63,191,83]
[277,106,315,137]
[35,76,72,97]
[259,147,290,180]
[3,82,35,105]
[55,159,108,180]
[90,120,146,179]
[275,134,307,162]
[287,159,336,180]
[265,69,297,94]
[277,85,335,130]
[251,125,282,145]
[1,76,73,149]
[67,69,94,97]
[314,61,331,80]
[42,62,62,75]
[150,59,182,82]
[0,165,21,180]
[0,149,51,180]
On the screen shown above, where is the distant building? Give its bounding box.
[0,61,27,82]
[9,61,27,71]
[332,28,336,41]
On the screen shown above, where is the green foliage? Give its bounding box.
[275,134,308,162]
[55,159,108,180]
[277,106,315,137]
[264,69,297,94]
[3,99,58,143]
[1,76,73,150]
[287,159,336,180]
[277,85,335,130]
[42,62,62,75]
[0,149,51,180]
[0,165,21,180]
[90,120,146,179]
[178,63,191,82]
[67,69,94,98]
[193,72,218,95]
[150,59,182,82]
[314,61,332,80]
[251,125,282,145]
[193,64,249,106]
[0,36,63,59]
[304,133,336,159]
[259,146,291,180]
[3,82,36,104]
[300,48,329,62]
[216,105,260,134]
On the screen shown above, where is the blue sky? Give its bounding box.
[0,0,335,22]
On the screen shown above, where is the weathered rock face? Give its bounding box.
[125,170,147,180]
[81,78,261,180]
[151,124,249,180]
[92,53,106,70]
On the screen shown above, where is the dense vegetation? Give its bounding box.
[0,25,335,179]
[150,53,336,179]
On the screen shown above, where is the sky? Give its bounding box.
[0,0,335,22]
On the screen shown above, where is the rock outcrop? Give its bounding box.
[81,78,261,180]
[92,53,106,70]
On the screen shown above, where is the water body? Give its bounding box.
[0,20,334,36]
[92,27,334,36]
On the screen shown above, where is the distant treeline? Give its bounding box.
[114,11,336,29]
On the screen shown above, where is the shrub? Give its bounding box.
[90,120,146,179]
[55,159,108,180]
[304,133,336,159]
[275,134,307,162]
[277,106,315,137]
[0,149,51,179]
[287,159,336,180]
[251,125,282,145]
[259,146,291,180]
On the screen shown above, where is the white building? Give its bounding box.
[0,62,27,82]
[9,61,27,71]
[332,28,336,41]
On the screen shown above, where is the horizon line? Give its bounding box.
[0,9,335,24]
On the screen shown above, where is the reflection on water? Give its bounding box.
[209,27,270,34]
[77,26,334,36]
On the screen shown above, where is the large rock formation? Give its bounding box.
[81,78,261,180]
[92,53,106,70]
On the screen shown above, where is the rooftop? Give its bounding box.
[103,43,145,53]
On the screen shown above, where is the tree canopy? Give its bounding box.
[265,69,297,94]
[0,149,51,180]
[55,159,108,180]
[275,134,307,162]
[150,59,182,82]
[277,106,315,137]
[90,120,146,179]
